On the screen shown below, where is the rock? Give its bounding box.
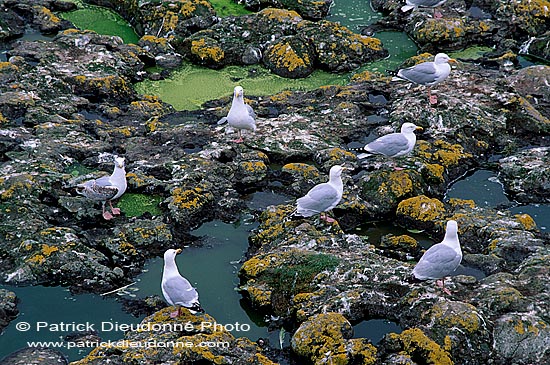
[177,9,387,75]
[0,289,18,333]
[499,147,550,203]
[291,312,377,365]
[492,313,550,365]
[520,31,550,63]
[263,36,314,78]
[71,307,277,365]
[243,0,332,20]
[0,347,68,365]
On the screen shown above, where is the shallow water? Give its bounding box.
[0,285,138,361]
[352,319,402,344]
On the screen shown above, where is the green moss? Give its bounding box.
[117,193,163,217]
[208,0,252,16]
[267,251,340,296]
[64,162,95,177]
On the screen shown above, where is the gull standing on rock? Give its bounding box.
[217,86,256,143]
[412,220,462,294]
[401,0,449,18]
[357,122,423,162]
[161,248,204,318]
[295,165,346,223]
[393,53,457,104]
[76,156,127,220]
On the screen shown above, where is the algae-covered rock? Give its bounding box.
[492,313,550,365]
[0,347,68,365]
[263,36,314,78]
[71,307,277,365]
[291,312,377,365]
[0,289,18,333]
[499,147,550,203]
[396,195,447,230]
[378,328,453,365]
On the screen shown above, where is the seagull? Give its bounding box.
[357,123,423,164]
[393,53,457,104]
[161,248,204,317]
[295,165,345,223]
[401,0,449,18]
[76,156,127,220]
[217,86,256,143]
[412,220,462,294]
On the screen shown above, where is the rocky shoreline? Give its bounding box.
[0,0,549,364]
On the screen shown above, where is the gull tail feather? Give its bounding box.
[217,117,228,125]
[357,153,372,159]
[401,4,415,12]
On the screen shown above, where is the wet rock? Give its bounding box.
[520,31,550,63]
[371,0,550,53]
[291,312,377,365]
[492,313,550,365]
[243,0,332,20]
[0,289,18,333]
[177,9,387,75]
[263,36,314,78]
[0,347,68,365]
[499,147,550,203]
[71,307,277,365]
[377,328,453,365]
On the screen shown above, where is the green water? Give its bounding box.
[0,285,139,361]
[132,220,278,342]
[60,1,140,44]
[327,0,382,33]
[135,64,349,111]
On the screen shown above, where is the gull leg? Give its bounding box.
[102,202,114,220]
[428,88,438,104]
[320,212,336,223]
[433,7,443,18]
[436,278,452,295]
[233,130,244,143]
[109,200,121,215]
[170,305,181,318]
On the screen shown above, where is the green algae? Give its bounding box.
[362,31,418,72]
[117,193,163,217]
[61,1,140,44]
[135,63,349,111]
[64,162,94,177]
[450,46,494,60]
[209,0,252,17]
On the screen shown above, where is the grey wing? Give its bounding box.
[413,244,461,280]
[76,178,118,201]
[162,276,199,307]
[398,62,438,85]
[297,183,339,215]
[366,133,409,157]
[246,104,256,120]
[416,0,446,6]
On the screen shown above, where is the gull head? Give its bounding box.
[164,248,183,261]
[401,122,423,134]
[115,156,125,169]
[233,86,244,99]
[434,53,457,64]
[329,165,345,180]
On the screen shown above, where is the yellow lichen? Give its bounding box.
[396,195,446,222]
[267,42,309,72]
[428,301,481,333]
[171,187,213,211]
[514,213,537,231]
[378,170,414,198]
[190,38,224,63]
[388,328,453,365]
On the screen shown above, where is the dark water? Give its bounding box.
[353,319,402,344]
[445,169,550,232]
[0,285,138,361]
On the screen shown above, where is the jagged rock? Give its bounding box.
[0,348,68,365]
[0,289,18,333]
[499,147,550,203]
[71,307,277,365]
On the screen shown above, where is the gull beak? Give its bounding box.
[415,126,424,132]
[175,248,182,254]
